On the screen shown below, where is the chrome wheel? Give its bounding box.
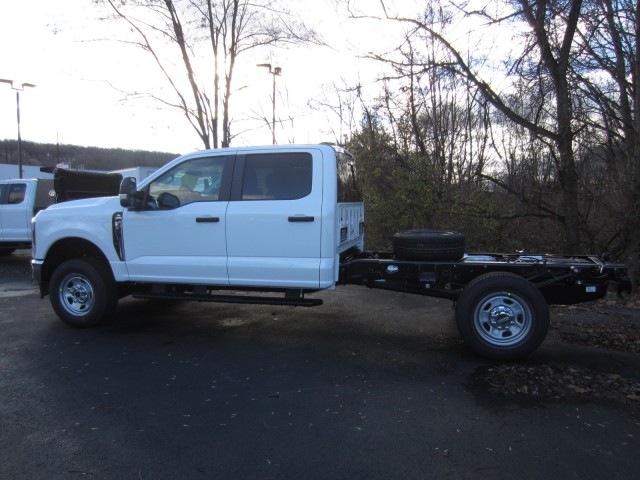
[456,272,549,359]
[58,273,95,317]
[473,292,532,347]
[50,258,118,328]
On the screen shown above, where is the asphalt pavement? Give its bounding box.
[1,251,639,479]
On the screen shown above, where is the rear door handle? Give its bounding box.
[196,217,220,223]
[288,216,315,223]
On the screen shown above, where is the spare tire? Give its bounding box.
[393,229,465,261]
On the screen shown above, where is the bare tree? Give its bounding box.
[307,78,362,145]
[337,10,496,246]
[349,0,587,251]
[96,0,320,148]
[572,0,640,275]
[361,20,489,186]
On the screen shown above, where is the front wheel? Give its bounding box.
[49,258,118,328]
[455,272,549,360]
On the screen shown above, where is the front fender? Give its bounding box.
[33,197,129,282]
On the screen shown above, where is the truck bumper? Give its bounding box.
[31,259,48,297]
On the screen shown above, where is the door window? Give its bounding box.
[241,153,312,200]
[7,183,26,204]
[147,156,227,209]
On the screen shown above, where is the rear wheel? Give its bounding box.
[50,258,118,328]
[455,272,549,360]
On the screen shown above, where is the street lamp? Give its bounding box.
[257,63,281,145]
[0,79,36,179]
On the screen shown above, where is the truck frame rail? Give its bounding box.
[341,251,629,305]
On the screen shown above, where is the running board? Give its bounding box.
[132,291,323,307]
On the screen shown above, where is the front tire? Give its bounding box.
[455,272,549,360]
[49,258,118,328]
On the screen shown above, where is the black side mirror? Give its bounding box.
[119,177,137,208]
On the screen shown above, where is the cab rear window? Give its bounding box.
[241,153,312,200]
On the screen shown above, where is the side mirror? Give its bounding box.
[119,177,137,208]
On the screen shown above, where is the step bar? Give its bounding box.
[132,290,323,307]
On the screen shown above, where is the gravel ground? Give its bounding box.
[0,249,31,276]
[5,250,640,414]
[474,291,640,414]
[473,362,640,413]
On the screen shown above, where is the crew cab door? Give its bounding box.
[122,155,233,284]
[225,149,323,288]
[0,181,32,242]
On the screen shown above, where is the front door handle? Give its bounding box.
[288,216,315,222]
[196,217,220,223]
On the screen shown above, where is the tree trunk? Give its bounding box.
[519,0,583,252]
[627,0,640,286]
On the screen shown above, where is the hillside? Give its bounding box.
[0,139,179,171]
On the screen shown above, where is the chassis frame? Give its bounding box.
[340,251,630,305]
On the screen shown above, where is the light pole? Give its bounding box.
[0,79,36,179]
[257,63,281,145]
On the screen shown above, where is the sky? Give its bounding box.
[0,0,416,155]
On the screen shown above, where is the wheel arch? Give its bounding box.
[40,237,112,291]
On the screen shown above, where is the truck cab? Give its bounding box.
[117,144,364,289]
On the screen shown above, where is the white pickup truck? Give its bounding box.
[32,144,628,360]
[0,178,55,254]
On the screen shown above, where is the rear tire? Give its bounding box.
[393,229,465,260]
[50,258,118,328]
[455,272,549,360]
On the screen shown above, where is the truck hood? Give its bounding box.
[41,195,121,213]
